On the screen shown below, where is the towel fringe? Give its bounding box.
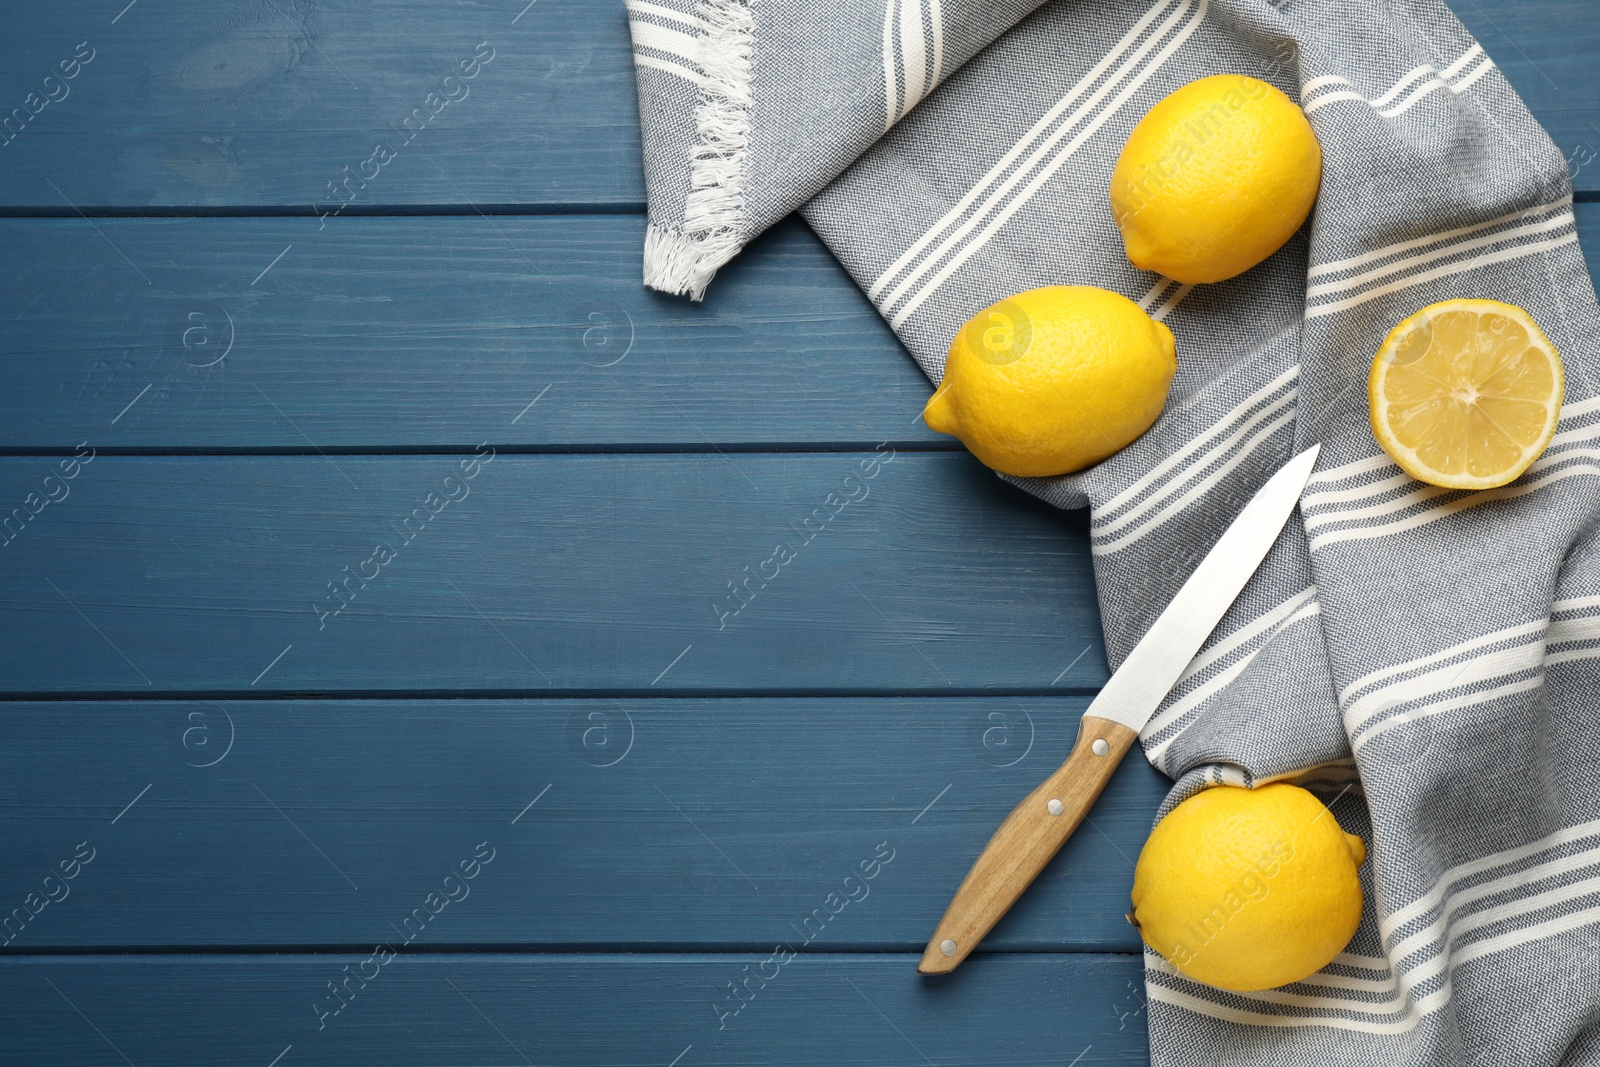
[642,0,755,301]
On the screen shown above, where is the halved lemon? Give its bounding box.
[1368,299,1563,490]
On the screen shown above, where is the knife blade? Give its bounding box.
[918,443,1321,975]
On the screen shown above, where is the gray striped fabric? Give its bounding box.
[628,0,1600,1061]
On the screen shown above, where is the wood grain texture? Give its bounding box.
[921,717,1142,974]
[0,953,1150,1066]
[0,0,646,209]
[0,454,1108,693]
[0,698,1165,951]
[0,215,945,450]
[0,8,1590,1065]
[2,208,1599,450]
[0,0,1592,210]
[1449,0,1600,175]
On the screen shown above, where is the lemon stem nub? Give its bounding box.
[1345,833,1367,867]
[923,386,956,435]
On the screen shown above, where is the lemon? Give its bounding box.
[1130,783,1366,992]
[923,286,1176,477]
[1110,74,1322,284]
[1369,299,1564,491]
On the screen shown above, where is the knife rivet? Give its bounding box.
[1047,798,1064,816]
[941,939,958,957]
[1092,738,1110,756]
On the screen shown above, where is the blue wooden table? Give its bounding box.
[0,2,1594,1063]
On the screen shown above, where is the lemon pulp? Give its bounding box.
[1369,299,1563,490]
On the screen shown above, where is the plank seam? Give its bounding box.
[0,443,964,458]
[0,687,1105,702]
[0,204,650,218]
[0,947,1146,958]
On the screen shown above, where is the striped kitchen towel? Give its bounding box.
[628,0,1600,1062]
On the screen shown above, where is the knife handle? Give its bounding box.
[917,715,1140,975]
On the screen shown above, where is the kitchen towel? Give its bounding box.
[627,0,1600,1062]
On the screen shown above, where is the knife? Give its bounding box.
[918,443,1321,975]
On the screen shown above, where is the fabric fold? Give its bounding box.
[632,0,756,298]
[628,0,1053,297]
[629,0,1600,1062]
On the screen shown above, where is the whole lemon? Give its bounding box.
[1130,783,1366,992]
[923,285,1176,477]
[1110,74,1322,284]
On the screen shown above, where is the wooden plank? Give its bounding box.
[0,215,944,450]
[0,953,1149,1065]
[1450,0,1600,182]
[0,697,1165,951]
[3,206,1599,451]
[0,0,647,209]
[0,454,1108,693]
[0,0,1592,211]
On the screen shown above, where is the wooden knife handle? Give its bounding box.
[918,715,1140,975]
